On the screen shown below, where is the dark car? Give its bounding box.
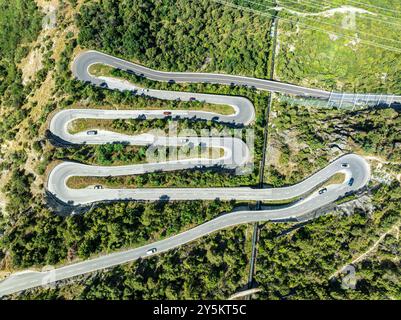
[348,178,355,186]
[319,188,327,195]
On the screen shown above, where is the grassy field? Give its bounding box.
[323,172,346,187]
[274,0,401,93]
[87,63,236,115]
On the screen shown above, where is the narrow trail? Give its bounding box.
[330,223,400,279]
[277,5,376,18]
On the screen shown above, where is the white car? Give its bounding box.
[146,248,157,255]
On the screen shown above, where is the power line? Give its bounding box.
[340,0,401,16]
[242,0,401,47]
[210,0,401,53]
[275,0,401,18]
[276,0,401,28]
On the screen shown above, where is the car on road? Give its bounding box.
[163,111,172,116]
[99,82,108,88]
[319,188,328,195]
[146,248,157,255]
[348,178,355,186]
[87,130,98,136]
[341,163,350,168]
[189,97,196,101]
[94,185,103,190]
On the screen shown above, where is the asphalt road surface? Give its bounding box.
[0,51,372,297]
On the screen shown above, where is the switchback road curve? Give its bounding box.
[47,107,368,206]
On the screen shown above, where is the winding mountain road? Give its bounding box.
[0,50,372,297]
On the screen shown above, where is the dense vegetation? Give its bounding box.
[0,0,43,147]
[0,0,42,108]
[12,226,250,300]
[77,0,273,77]
[1,200,234,268]
[255,181,401,299]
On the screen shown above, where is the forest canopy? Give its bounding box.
[77,0,273,77]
